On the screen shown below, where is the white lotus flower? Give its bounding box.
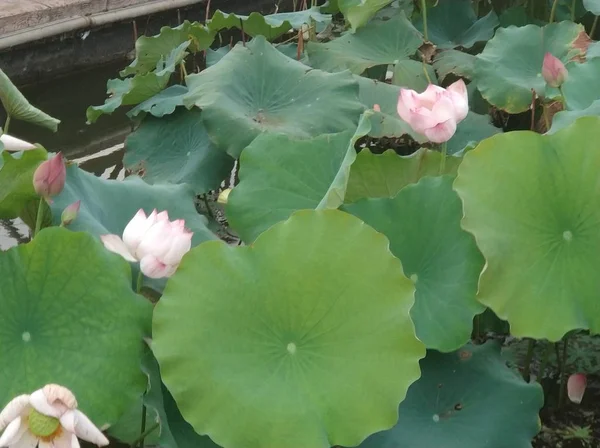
[0,135,36,152]
[0,384,109,448]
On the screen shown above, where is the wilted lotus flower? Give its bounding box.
[101,209,193,279]
[33,153,66,203]
[0,134,36,152]
[567,373,587,404]
[542,52,568,88]
[0,384,108,448]
[397,80,469,143]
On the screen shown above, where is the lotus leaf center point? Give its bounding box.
[22,331,31,342]
[562,230,573,242]
[286,342,297,355]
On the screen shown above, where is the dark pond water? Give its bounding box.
[1,60,132,249]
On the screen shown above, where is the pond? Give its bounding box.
[0,60,130,249]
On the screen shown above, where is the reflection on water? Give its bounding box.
[1,60,132,249]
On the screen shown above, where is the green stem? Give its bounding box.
[523,339,535,382]
[421,0,428,41]
[558,85,568,110]
[4,115,11,135]
[138,404,147,448]
[438,142,447,175]
[136,270,144,294]
[558,338,569,408]
[542,103,551,131]
[130,421,158,448]
[549,0,559,22]
[34,198,45,237]
[571,0,576,21]
[591,16,599,39]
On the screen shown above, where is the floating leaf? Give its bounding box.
[125,109,234,194]
[433,50,476,81]
[208,8,331,40]
[183,37,363,158]
[474,21,588,113]
[227,122,367,242]
[548,99,600,134]
[344,148,460,203]
[0,149,46,219]
[87,41,190,123]
[0,227,151,426]
[122,21,214,76]
[0,69,60,131]
[358,342,543,448]
[344,176,484,351]
[415,0,499,49]
[454,117,600,340]
[338,0,394,30]
[153,209,425,448]
[391,60,437,91]
[306,13,422,74]
[128,85,188,118]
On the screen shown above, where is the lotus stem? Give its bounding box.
[34,198,44,237]
[558,338,569,408]
[591,16,599,39]
[571,0,576,21]
[136,270,144,294]
[130,421,159,448]
[542,103,551,132]
[558,86,568,110]
[421,0,429,41]
[438,142,447,175]
[522,339,535,382]
[3,115,10,135]
[549,0,559,22]
[138,404,147,448]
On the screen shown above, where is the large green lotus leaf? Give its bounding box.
[0,227,151,426]
[153,209,425,448]
[547,99,600,134]
[474,21,588,113]
[414,0,499,49]
[0,69,60,132]
[122,21,214,76]
[306,13,423,74]
[227,123,366,243]
[358,342,543,448]
[124,109,234,194]
[583,0,600,14]
[207,8,331,40]
[433,50,476,81]
[343,176,484,351]
[50,164,217,246]
[345,148,460,203]
[338,0,394,30]
[391,60,437,92]
[498,6,540,27]
[553,59,600,110]
[454,117,600,340]
[127,85,188,119]
[0,149,46,219]
[87,41,189,123]
[448,111,501,155]
[183,36,363,158]
[587,41,600,59]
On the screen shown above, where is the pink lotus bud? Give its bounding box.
[33,153,66,202]
[397,79,469,143]
[61,200,81,226]
[373,104,381,112]
[542,53,568,88]
[567,373,586,404]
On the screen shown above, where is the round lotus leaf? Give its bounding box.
[474,21,588,113]
[152,209,425,448]
[358,342,543,448]
[555,58,600,111]
[344,176,484,352]
[454,116,600,340]
[0,227,151,426]
[182,36,363,158]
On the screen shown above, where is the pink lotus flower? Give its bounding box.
[567,373,587,404]
[101,209,193,279]
[0,134,36,152]
[33,153,66,203]
[396,80,469,143]
[542,53,568,88]
[0,384,108,448]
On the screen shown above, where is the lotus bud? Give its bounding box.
[0,134,36,152]
[567,373,586,404]
[542,53,568,88]
[218,188,232,205]
[33,152,66,202]
[373,104,381,112]
[61,200,81,226]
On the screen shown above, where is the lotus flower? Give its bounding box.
[0,135,36,152]
[542,53,568,88]
[567,373,587,404]
[0,384,108,448]
[33,153,66,202]
[396,80,469,143]
[101,209,193,279]
[61,201,81,226]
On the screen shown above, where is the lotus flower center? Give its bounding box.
[28,409,60,437]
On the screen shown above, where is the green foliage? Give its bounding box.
[0,149,46,219]
[153,209,425,448]
[337,0,395,30]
